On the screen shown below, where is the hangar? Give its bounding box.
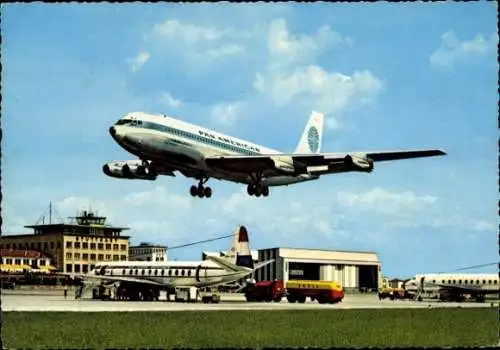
[255,247,381,292]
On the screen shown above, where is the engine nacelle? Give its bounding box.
[344,154,374,172]
[103,160,157,180]
[271,156,296,174]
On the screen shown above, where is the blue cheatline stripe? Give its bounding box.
[139,121,262,156]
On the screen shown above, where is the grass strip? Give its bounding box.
[3,308,497,348]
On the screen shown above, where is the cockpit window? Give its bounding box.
[115,119,142,126]
[115,119,132,126]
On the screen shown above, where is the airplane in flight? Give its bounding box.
[404,273,499,302]
[62,226,272,301]
[103,110,446,198]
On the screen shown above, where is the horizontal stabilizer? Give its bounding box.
[206,255,251,272]
[252,259,275,271]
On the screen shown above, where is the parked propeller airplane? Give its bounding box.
[103,110,446,198]
[60,226,272,301]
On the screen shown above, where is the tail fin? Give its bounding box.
[234,226,254,269]
[294,111,324,154]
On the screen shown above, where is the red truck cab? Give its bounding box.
[244,279,285,302]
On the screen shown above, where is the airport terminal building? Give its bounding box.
[255,247,381,292]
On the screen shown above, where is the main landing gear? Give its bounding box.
[246,184,269,197]
[246,172,270,197]
[189,177,212,198]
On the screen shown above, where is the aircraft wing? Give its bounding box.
[204,149,446,176]
[57,272,166,286]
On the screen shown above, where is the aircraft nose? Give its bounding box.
[109,126,116,136]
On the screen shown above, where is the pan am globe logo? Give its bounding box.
[307,126,319,153]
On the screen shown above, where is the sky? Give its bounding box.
[2,2,498,278]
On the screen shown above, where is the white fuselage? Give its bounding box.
[109,112,317,186]
[405,273,499,294]
[87,259,251,289]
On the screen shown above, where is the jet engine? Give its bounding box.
[344,154,374,172]
[103,160,157,180]
[271,156,296,174]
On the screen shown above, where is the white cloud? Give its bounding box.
[206,44,246,59]
[337,187,438,219]
[429,31,498,68]
[268,18,352,65]
[146,19,247,65]
[474,220,496,232]
[255,65,384,128]
[127,52,151,72]
[152,20,226,43]
[158,91,183,108]
[210,102,243,126]
[254,19,384,129]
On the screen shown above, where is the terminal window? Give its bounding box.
[90,243,96,249]
[98,243,104,250]
[74,242,81,249]
[83,243,88,249]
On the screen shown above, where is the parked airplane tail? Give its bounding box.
[294,111,324,154]
[234,226,254,269]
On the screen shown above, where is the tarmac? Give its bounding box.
[2,289,497,312]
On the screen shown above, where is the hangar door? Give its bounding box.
[358,265,379,291]
[288,262,320,281]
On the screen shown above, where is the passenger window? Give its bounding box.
[161,269,165,276]
[148,269,152,275]
[154,269,158,275]
[488,280,492,284]
[122,269,126,275]
[494,280,498,284]
[141,270,145,275]
[175,269,178,276]
[181,269,185,276]
[482,280,486,284]
[458,280,462,284]
[129,269,133,275]
[188,270,191,276]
